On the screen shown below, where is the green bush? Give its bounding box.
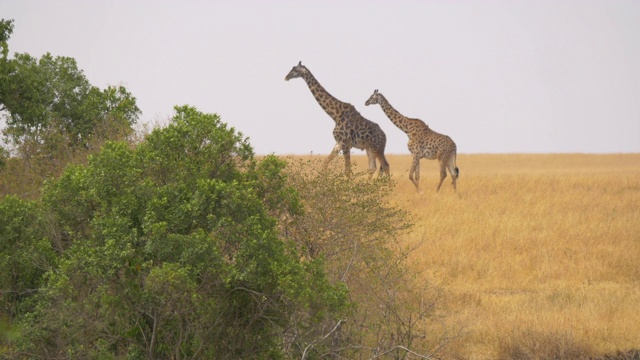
[2,105,448,359]
[0,196,55,319]
[5,106,348,359]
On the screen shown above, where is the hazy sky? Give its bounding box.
[2,1,639,154]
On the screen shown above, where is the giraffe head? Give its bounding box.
[365,89,383,106]
[285,61,308,81]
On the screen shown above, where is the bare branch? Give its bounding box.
[369,345,433,359]
[301,319,345,360]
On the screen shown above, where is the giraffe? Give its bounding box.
[285,61,389,178]
[365,89,459,193]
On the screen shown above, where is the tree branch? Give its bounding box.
[301,319,345,360]
[370,345,433,359]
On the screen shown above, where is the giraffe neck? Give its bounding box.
[377,94,412,134]
[301,70,349,121]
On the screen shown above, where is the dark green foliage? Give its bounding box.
[0,19,14,58]
[0,196,55,320]
[0,20,140,198]
[0,19,14,104]
[0,146,6,169]
[4,106,347,359]
[1,52,140,147]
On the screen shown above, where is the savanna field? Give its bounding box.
[331,153,640,359]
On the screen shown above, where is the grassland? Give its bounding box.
[319,153,640,359]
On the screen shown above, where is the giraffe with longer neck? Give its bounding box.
[365,90,459,192]
[285,62,389,178]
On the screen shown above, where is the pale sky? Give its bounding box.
[2,0,639,154]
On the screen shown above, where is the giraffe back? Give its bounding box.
[335,105,387,153]
[409,122,457,161]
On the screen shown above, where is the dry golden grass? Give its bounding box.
[293,153,640,359]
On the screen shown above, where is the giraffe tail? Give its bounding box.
[450,152,459,179]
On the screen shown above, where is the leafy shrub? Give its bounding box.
[7,106,348,359]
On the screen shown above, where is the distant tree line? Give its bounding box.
[1,19,448,359]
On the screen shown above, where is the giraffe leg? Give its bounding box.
[377,152,390,178]
[447,153,459,191]
[342,145,352,177]
[436,159,448,192]
[409,156,421,193]
[323,143,341,169]
[365,149,377,179]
